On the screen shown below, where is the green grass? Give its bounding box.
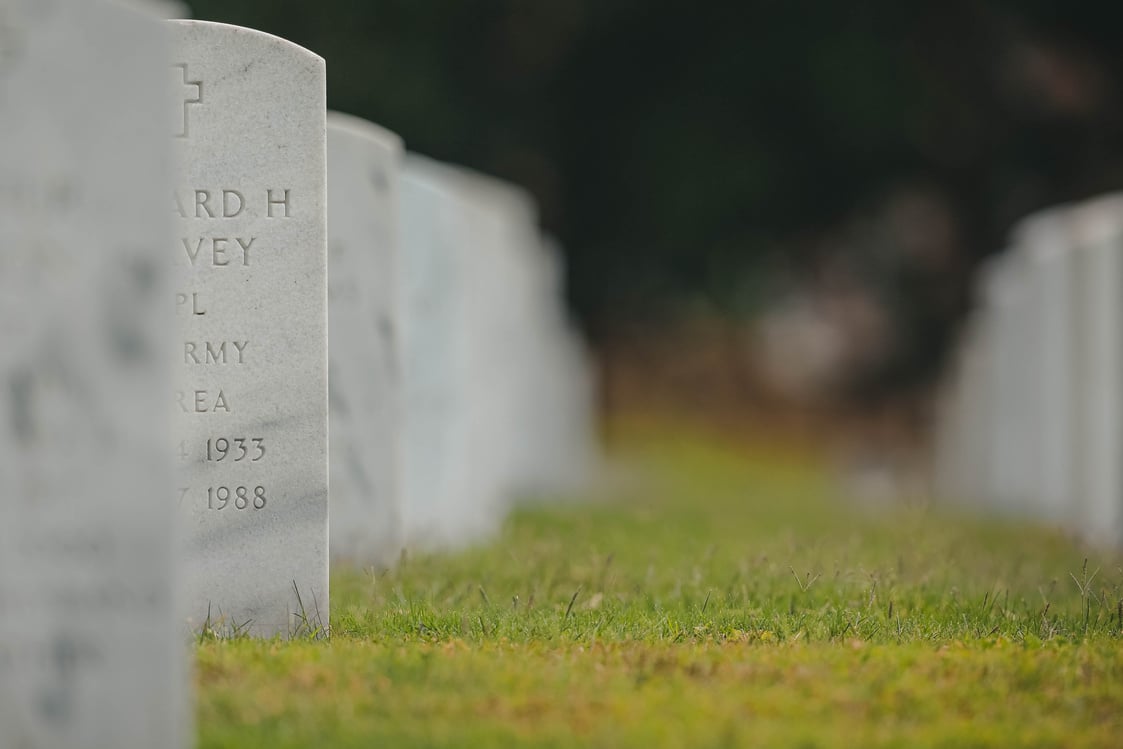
[197,422,1123,748]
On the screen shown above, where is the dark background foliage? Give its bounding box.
[189,0,1123,389]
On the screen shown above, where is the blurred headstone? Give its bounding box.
[1015,211,1076,524]
[398,154,599,549]
[116,0,190,18]
[442,166,539,527]
[935,195,1123,548]
[521,235,598,496]
[0,0,187,746]
[438,168,597,503]
[327,112,404,567]
[172,20,328,637]
[932,321,979,504]
[1070,195,1123,547]
[977,253,1032,514]
[398,155,469,549]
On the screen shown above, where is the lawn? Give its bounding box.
[196,420,1123,748]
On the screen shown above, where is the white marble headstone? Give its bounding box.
[171,21,328,637]
[398,155,599,547]
[977,254,1027,512]
[327,112,404,567]
[447,176,597,501]
[0,0,187,746]
[1015,210,1076,524]
[118,0,191,18]
[932,325,972,504]
[958,321,992,505]
[398,156,468,549]
[1069,195,1123,548]
[954,283,997,508]
[442,167,537,530]
[402,160,552,543]
[520,235,598,496]
[935,305,993,507]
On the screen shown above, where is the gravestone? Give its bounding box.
[945,320,991,506]
[448,177,597,501]
[932,327,968,504]
[1015,211,1077,524]
[442,167,536,530]
[959,322,992,505]
[398,155,474,549]
[977,254,1024,512]
[327,112,404,567]
[1070,195,1123,547]
[0,0,187,746]
[935,313,982,505]
[119,0,191,18]
[398,160,597,547]
[172,20,328,637]
[519,235,597,496]
[401,159,542,545]
[443,169,597,504]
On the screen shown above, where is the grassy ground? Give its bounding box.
[197,421,1123,748]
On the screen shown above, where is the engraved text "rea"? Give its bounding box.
[176,390,231,413]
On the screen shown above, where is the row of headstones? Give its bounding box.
[0,1,596,746]
[932,193,1123,548]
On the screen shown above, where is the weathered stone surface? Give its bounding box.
[0,0,187,745]
[1013,211,1076,524]
[1069,195,1123,547]
[171,20,328,637]
[327,112,404,566]
[398,156,597,549]
[398,155,467,548]
[438,169,596,503]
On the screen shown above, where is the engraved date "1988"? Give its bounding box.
[176,486,269,510]
[208,485,267,510]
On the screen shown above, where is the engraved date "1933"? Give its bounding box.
[207,437,264,462]
[177,437,265,462]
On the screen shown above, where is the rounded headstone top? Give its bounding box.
[401,152,456,198]
[975,250,1025,309]
[327,111,404,153]
[171,19,324,68]
[1069,192,1123,248]
[402,152,538,226]
[1010,205,1074,267]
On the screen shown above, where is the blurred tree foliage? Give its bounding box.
[191,0,1123,381]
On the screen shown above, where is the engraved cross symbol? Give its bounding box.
[173,63,202,138]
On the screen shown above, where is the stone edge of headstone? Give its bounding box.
[170,19,326,69]
[1068,192,1123,247]
[170,16,329,639]
[1010,204,1075,266]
